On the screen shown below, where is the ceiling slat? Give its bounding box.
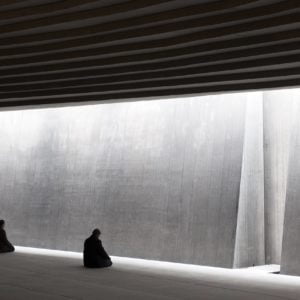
[0,0,299,108]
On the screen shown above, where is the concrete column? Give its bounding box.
[233,93,265,268]
[263,91,295,264]
[281,95,300,276]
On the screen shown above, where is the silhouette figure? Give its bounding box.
[84,228,112,268]
[0,220,15,253]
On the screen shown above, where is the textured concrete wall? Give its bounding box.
[233,94,265,268]
[263,91,296,265]
[281,95,300,276]
[2,90,299,271]
[0,94,247,267]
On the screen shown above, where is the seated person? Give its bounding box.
[83,228,112,268]
[0,220,15,253]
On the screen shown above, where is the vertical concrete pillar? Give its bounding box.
[263,91,295,264]
[233,93,265,268]
[281,96,300,276]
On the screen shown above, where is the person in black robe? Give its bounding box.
[0,220,15,253]
[83,228,112,268]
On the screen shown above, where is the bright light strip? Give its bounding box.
[14,245,300,288]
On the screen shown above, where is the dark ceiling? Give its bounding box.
[0,0,300,108]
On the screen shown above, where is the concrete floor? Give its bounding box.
[0,247,299,300]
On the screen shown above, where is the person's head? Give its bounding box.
[92,228,101,239]
[0,220,5,229]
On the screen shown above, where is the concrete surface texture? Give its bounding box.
[1,246,300,300]
[0,94,247,267]
[281,96,300,276]
[233,95,265,268]
[0,90,299,274]
[263,91,296,265]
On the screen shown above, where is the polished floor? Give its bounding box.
[0,247,299,300]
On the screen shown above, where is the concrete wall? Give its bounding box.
[0,94,247,267]
[233,95,265,268]
[280,93,300,276]
[263,91,296,265]
[232,89,298,272]
[1,89,300,273]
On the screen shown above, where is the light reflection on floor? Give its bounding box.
[0,246,298,300]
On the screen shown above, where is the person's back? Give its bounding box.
[83,229,112,268]
[0,220,14,253]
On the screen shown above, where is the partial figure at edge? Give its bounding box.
[84,228,112,268]
[0,220,15,253]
